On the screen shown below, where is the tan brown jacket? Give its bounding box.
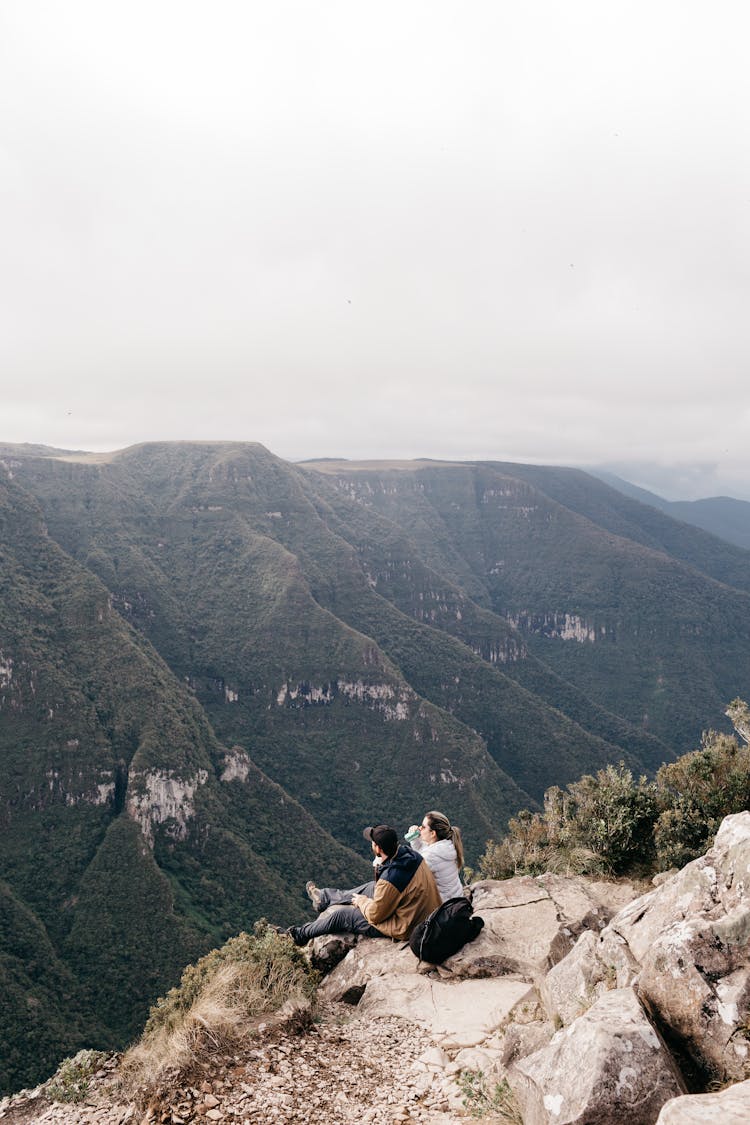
[360,844,441,940]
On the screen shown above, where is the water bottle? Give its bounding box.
[405,825,420,841]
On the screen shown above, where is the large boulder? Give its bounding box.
[317,938,415,1003]
[452,878,563,977]
[656,1078,750,1123]
[608,811,750,1082]
[536,873,642,933]
[313,874,641,1004]
[500,1019,557,1067]
[542,927,639,1027]
[445,874,639,980]
[317,932,536,1049]
[511,987,686,1124]
[308,932,358,974]
[541,930,606,1027]
[315,873,640,1003]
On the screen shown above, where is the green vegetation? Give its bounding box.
[479,702,750,879]
[122,922,316,1100]
[309,459,750,753]
[3,442,750,1092]
[46,1050,109,1104]
[459,1070,523,1121]
[140,920,316,1040]
[63,817,205,1045]
[653,723,750,868]
[0,880,100,1094]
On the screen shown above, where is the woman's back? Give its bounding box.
[414,837,464,902]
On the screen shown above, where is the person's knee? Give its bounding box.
[330,905,364,931]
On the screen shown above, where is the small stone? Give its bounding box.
[417,1047,449,1069]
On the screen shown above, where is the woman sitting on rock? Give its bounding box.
[407,810,465,902]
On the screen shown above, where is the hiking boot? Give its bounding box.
[305,881,324,913]
[285,926,306,946]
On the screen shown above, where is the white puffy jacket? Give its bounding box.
[411,837,464,902]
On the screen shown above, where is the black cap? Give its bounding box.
[363,824,398,856]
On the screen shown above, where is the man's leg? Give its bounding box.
[314,880,375,912]
[290,903,384,945]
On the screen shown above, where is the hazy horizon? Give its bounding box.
[3,435,749,505]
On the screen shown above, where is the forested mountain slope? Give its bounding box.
[304,458,750,749]
[2,441,748,1091]
[0,468,366,1089]
[593,469,750,552]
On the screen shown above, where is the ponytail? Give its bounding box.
[425,810,464,870]
[451,824,465,871]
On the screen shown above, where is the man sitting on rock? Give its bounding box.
[287,824,441,946]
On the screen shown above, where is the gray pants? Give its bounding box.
[295,880,384,943]
[316,880,376,911]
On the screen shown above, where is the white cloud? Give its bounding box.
[1,1,749,498]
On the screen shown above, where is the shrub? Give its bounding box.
[553,765,657,872]
[122,921,317,1100]
[479,764,656,879]
[726,698,750,746]
[654,730,750,868]
[478,701,750,882]
[479,810,549,879]
[459,1069,523,1121]
[46,1049,108,1103]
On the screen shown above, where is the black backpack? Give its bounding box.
[409,896,485,964]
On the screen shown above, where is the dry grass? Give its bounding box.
[120,924,317,1103]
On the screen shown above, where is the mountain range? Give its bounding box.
[1,440,749,1092]
[593,469,750,550]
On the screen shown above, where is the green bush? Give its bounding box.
[46,1050,108,1103]
[479,703,750,880]
[142,919,317,1040]
[480,764,656,879]
[654,730,750,868]
[123,921,319,1102]
[459,1069,523,1121]
[550,765,657,871]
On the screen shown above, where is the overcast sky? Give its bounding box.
[2,2,749,499]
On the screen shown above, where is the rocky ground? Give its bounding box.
[4,812,750,1124]
[0,1002,480,1125]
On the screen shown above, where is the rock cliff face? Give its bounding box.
[611,811,750,1084]
[315,813,750,1123]
[2,815,749,1124]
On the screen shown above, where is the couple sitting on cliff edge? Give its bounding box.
[286,811,465,946]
